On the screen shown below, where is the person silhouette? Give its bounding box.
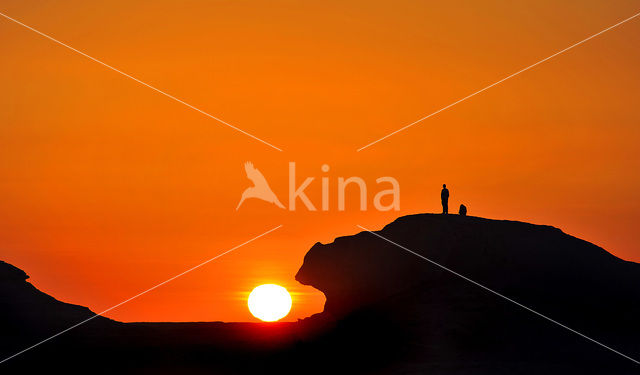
[441,184,449,214]
[459,204,467,216]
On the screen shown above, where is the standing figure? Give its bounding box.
[441,184,449,214]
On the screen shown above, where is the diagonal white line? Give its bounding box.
[0,224,283,365]
[0,11,283,152]
[356,224,640,365]
[357,11,640,152]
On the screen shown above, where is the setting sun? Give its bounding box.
[247,284,293,322]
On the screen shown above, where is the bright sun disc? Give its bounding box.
[247,284,292,322]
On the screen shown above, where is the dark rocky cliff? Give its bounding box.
[2,214,640,374]
[296,214,640,372]
[0,260,114,346]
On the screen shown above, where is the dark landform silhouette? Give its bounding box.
[2,214,639,374]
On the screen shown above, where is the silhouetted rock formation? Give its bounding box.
[0,260,114,335]
[2,214,640,374]
[296,214,640,373]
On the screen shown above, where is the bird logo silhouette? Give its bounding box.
[236,162,285,210]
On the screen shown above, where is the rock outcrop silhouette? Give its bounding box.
[0,260,114,334]
[2,214,640,374]
[296,214,640,372]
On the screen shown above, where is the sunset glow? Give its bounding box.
[1,1,639,323]
[247,284,292,322]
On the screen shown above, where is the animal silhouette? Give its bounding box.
[236,162,285,210]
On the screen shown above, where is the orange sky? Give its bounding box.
[1,0,639,322]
